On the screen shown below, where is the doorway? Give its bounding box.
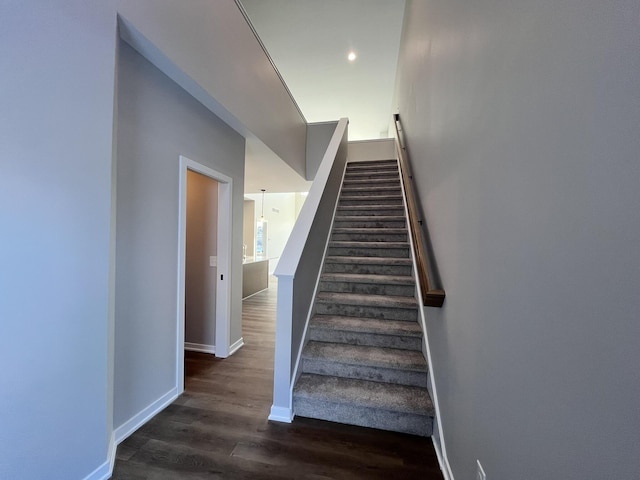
[177,155,233,393]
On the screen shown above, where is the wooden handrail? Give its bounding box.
[393,113,445,307]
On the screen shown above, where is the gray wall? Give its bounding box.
[115,41,245,428]
[0,1,308,477]
[0,3,116,478]
[394,1,640,479]
[306,121,339,180]
[292,131,348,371]
[117,0,307,178]
[186,171,219,347]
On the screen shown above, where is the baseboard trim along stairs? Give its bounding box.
[292,159,435,437]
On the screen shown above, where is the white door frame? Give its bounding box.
[177,155,233,392]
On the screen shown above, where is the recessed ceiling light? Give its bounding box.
[347,51,357,62]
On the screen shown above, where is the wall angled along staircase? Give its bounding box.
[293,159,434,437]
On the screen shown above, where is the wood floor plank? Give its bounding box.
[113,278,443,479]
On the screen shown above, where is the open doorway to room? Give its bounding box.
[184,169,219,354]
[177,156,233,391]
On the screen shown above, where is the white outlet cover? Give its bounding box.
[476,460,487,480]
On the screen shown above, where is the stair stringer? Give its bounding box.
[396,157,453,479]
[288,161,351,416]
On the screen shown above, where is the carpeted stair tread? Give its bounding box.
[336,205,405,211]
[332,227,407,235]
[308,315,423,350]
[323,256,413,276]
[346,164,398,172]
[310,315,422,337]
[339,194,403,204]
[347,159,397,164]
[315,291,417,309]
[346,161,396,166]
[341,186,401,194]
[294,373,433,416]
[336,205,404,214]
[342,177,400,185]
[320,272,414,285]
[324,256,412,266]
[329,241,410,249]
[303,341,427,372]
[331,227,408,235]
[343,172,399,180]
[333,215,405,222]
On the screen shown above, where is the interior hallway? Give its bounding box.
[112,277,443,479]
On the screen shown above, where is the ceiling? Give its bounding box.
[241,0,406,193]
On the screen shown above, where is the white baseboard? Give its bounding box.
[228,337,244,355]
[114,387,179,444]
[185,342,215,354]
[268,405,293,423]
[82,432,115,480]
[432,433,454,480]
[85,388,180,479]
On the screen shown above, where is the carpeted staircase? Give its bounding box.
[293,159,435,437]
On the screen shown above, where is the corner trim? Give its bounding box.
[228,337,244,356]
[82,432,116,480]
[113,387,179,445]
[268,405,293,423]
[185,342,215,354]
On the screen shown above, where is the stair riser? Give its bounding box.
[315,302,418,322]
[331,232,408,242]
[319,280,415,297]
[323,262,413,276]
[293,398,433,437]
[301,358,428,388]
[308,327,422,351]
[327,246,409,258]
[339,197,403,206]
[333,219,406,229]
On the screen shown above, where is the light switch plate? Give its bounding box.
[209,256,217,267]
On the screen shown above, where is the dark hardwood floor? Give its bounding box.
[112,278,444,479]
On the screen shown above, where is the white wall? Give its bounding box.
[245,193,299,273]
[394,1,640,479]
[243,199,256,258]
[348,138,396,162]
[294,193,308,218]
[185,171,219,348]
[115,41,245,429]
